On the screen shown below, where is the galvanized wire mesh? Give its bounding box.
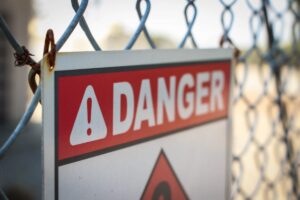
[0,0,299,199]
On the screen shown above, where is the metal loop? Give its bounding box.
[43,29,56,70]
[28,68,40,94]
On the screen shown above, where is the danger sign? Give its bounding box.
[42,49,232,200]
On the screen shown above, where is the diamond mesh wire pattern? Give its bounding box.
[0,0,299,199]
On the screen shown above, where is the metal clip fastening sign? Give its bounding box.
[43,29,56,71]
[28,29,56,95]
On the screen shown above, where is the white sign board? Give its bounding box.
[42,49,233,200]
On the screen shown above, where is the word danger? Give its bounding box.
[57,63,230,160]
[112,71,224,135]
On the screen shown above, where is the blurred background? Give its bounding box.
[0,0,299,199]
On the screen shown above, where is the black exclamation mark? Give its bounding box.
[87,97,92,136]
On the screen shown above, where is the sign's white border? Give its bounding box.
[42,49,233,200]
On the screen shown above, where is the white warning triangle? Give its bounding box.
[70,85,107,146]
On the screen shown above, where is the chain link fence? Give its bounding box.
[0,0,300,199]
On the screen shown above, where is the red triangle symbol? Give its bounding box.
[141,150,189,200]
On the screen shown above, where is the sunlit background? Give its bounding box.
[28,0,294,122]
[0,0,299,200]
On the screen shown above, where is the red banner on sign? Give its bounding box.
[56,61,230,161]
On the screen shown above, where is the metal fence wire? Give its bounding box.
[0,0,300,199]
